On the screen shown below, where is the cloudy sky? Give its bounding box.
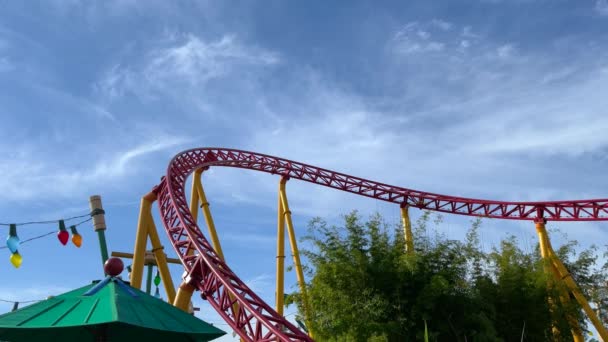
[1,1,608,340]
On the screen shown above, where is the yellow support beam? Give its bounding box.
[130,191,178,304]
[549,248,608,341]
[174,281,196,312]
[187,169,203,257]
[535,220,582,342]
[190,169,202,224]
[276,186,286,316]
[280,178,313,338]
[191,170,242,342]
[400,205,414,254]
[535,220,593,342]
[145,207,177,304]
[174,170,203,310]
[194,171,225,260]
[131,192,155,289]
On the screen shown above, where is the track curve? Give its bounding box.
[155,147,608,341]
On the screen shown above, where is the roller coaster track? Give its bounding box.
[155,147,608,341]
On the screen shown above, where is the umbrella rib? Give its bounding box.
[16,300,65,326]
[52,300,82,326]
[85,298,101,324]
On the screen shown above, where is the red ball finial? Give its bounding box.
[104,257,124,277]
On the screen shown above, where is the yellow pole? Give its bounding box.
[145,208,177,303]
[174,281,196,312]
[190,169,202,223]
[276,186,286,316]
[194,173,225,260]
[194,171,242,342]
[280,178,313,338]
[536,220,585,342]
[400,205,414,254]
[174,170,203,312]
[549,249,608,341]
[131,192,155,289]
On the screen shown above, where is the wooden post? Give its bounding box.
[89,195,109,269]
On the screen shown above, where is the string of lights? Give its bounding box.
[1,209,102,268]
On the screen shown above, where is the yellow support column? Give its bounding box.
[174,281,196,312]
[194,171,225,260]
[276,187,286,316]
[549,249,608,341]
[144,198,177,304]
[536,219,585,342]
[190,169,202,223]
[193,170,242,342]
[280,177,313,338]
[174,170,203,310]
[131,192,155,289]
[187,170,203,259]
[400,205,414,254]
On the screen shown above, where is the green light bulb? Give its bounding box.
[154,270,161,286]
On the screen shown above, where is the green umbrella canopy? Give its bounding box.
[0,278,225,342]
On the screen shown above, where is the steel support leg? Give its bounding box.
[280,177,313,338]
[175,281,196,312]
[174,170,203,309]
[191,170,241,341]
[276,186,286,316]
[536,219,591,342]
[194,170,225,260]
[400,204,414,254]
[131,192,155,289]
[550,248,608,341]
[131,191,177,303]
[145,204,177,304]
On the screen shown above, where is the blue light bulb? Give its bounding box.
[6,224,19,254]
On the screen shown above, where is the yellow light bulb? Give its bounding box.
[72,233,82,248]
[10,252,22,269]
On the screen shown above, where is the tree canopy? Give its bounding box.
[286,211,608,342]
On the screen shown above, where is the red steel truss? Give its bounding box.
[155,147,608,341]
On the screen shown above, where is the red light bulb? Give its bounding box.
[57,230,69,245]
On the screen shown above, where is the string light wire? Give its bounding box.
[0,217,92,250]
[0,212,91,226]
[0,298,42,304]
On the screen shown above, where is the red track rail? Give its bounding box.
[155,147,608,341]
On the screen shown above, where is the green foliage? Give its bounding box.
[290,211,606,342]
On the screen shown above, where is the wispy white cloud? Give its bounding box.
[496,43,516,58]
[0,57,11,72]
[0,136,190,200]
[431,18,452,31]
[222,232,276,246]
[596,0,608,15]
[387,20,608,158]
[92,136,190,178]
[392,22,446,54]
[0,36,11,72]
[243,273,273,296]
[97,34,280,101]
[187,18,608,221]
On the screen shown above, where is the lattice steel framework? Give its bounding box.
[155,147,608,341]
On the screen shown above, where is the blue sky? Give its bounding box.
[1,1,608,340]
